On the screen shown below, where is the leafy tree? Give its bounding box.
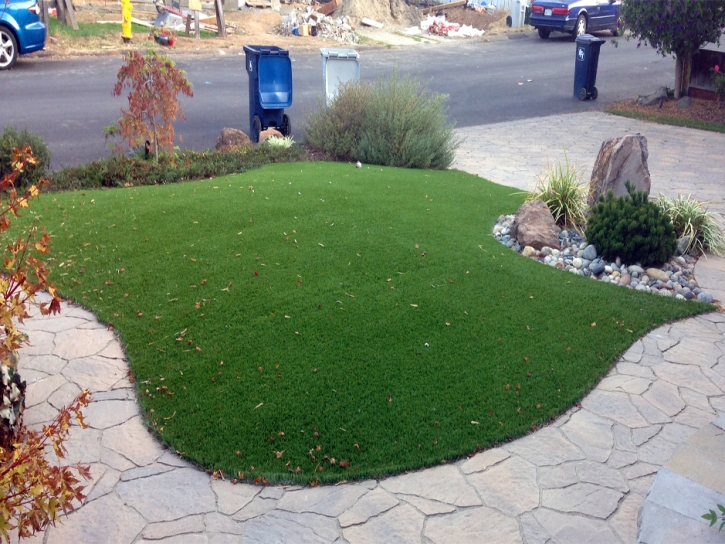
[0,147,90,542]
[620,0,725,98]
[109,51,193,162]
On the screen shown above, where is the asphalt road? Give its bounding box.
[3,32,675,170]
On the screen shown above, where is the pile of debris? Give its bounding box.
[278,6,358,44]
[420,14,484,37]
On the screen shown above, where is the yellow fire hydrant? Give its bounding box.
[121,0,132,43]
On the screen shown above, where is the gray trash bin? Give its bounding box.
[320,48,360,107]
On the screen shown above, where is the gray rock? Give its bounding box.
[697,292,714,303]
[684,291,695,300]
[215,128,251,151]
[678,96,693,109]
[676,236,691,255]
[588,134,651,208]
[591,263,606,276]
[582,244,597,260]
[628,264,644,275]
[638,86,668,106]
[573,258,583,269]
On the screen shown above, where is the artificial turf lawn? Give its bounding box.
[27,162,709,484]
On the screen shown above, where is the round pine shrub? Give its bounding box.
[0,127,51,188]
[303,71,459,169]
[586,181,677,266]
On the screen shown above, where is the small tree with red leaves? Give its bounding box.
[109,50,194,162]
[0,147,90,542]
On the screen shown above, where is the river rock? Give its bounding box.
[522,246,537,258]
[646,268,669,282]
[637,86,668,106]
[588,134,651,208]
[582,244,597,260]
[215,128,251,151]
[619,274,631,286]
[628,265,644,275]
[676,236,691,255]
[697,292,714,303]
[511,200,560,250]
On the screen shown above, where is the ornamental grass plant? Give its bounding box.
[526,153,588,232]
[656,193,725,256]
[303,72,459,169]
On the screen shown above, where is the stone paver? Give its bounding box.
[18,114,725,543]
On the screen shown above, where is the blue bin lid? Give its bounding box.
[243,45,290,57]
[575,34,606,45]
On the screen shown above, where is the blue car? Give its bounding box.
[1,0,46,70]
[530,0,620,40]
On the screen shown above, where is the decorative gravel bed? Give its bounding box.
[494,214,715,303]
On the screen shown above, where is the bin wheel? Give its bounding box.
[252,116,262,144]
[574,14,587,37]
[591,87,598,100]
[611,26,619,37]
[537,28,550,39]
[578,87,588,101]
[281,114,291,137]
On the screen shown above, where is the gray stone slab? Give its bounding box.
[642,380,685,417]
[277,484,369,517]
[25,374,67,407]
[48,380,82,410]
[533,508,620,544]
[542,483,623,519]
[458,447,510,475]
[116,468,216,522]
[232,497,279,522]
[576,460,629,493]
[561,409,614,463]
[22,315,90,333]
[338,487,398,528]
[23,401,58,427]
[519,512,553,544]
[638,500,723,544]
[84,399,138,430]
[62,357,127,391]
[676,405,717,428]
[379,465,480,507]
[399,495,455,515]
[120,463,174,481]
[597,375,652,395]
[20,354,67,374]
[630,394,672,425]
[211,480,261,516]
[85,467,120,503]
[46,492,146,544]
[425,506,522,544]
[467,456,539,516]
[608,492,643,544]
[504,427,585,466]
[342,503,424,544]
[244,510,340,543]
[652,362,721,396]
[538,464,578,490]
[616,362,654,379]
[204,512,246,535]
[645,468,725,523]
[54,327,116,359]
[142,515,205,540]
[101,417,165,467]
[581,390,649,428]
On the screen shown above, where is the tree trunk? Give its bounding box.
[674,52,692,99]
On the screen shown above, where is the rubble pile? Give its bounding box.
[421,15,484,37]
[278,7,358,44]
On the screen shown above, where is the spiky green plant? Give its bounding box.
[525,152,589,232]
[263,136,295,149]
[656,194,725,256]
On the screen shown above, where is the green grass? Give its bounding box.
[48,18,216,40]
[607,109,725,134]
[25,162,709,484]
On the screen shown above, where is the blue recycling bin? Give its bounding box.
[574,34,605,101]
[243,45,293,142]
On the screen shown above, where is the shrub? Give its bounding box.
[303,72,459,169]
[0,127,51,189]
[263,135,295,149]
[586,181,677,266]
[656,193,725,256]
[49,145,306,191]
[0,147,90,541]
[526,152,588,232]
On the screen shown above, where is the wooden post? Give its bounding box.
[185,14,192,37]
[41,0,49,39]
[55,0,67,27]
[195,11,200,39]
[63,0,79,30]
[214,0,227,39]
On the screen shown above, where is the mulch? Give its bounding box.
[608,97,725,126]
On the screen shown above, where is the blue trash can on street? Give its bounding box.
[243,45,293,143]
[573,34,605,101]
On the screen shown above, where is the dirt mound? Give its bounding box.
[337,0,422,28]
[441,6,506,31]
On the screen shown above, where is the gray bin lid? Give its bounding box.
[320,48,359,59]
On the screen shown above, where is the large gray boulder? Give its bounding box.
[587,134,651,208]
[637,86,668,106]
[511,200,560,251]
